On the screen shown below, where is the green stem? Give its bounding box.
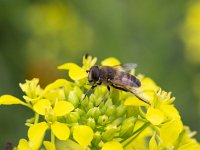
[122,122,150,148]
[34,113,40,124]
[51,130,55,144]
[22,103,33,110]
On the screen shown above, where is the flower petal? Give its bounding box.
[54,101,74,116]
[17,139,31,150]
[141,77,159,91]
[33,99,51,115]
[101,57,120,66]
[0,95,25,105]
[51,121,70,140]
[124,96,149,106]
[160,119,183,147]
[160,104,180,120]
[82,55,97,70]
[102,141,123,150]
[146,107,165,125]
[43,141,56,150]
[19,78,41,98]
[44,79,71,92]
[73,125,94,149]
[177,140,200,150]
[28,122,48,149]
[58,63,87,80]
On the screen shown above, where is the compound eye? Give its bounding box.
[92,68,100,81]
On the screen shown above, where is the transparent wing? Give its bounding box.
[112,63,138,72]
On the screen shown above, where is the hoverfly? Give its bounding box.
[85,63,150,105]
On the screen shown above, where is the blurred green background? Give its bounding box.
[1,0,200,148]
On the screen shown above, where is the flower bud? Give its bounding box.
[102,124,118,141]
[92,131,101,146]
[26,117,35,123]
[87,101,94,110]
[87,117,96,129]
[91,95,103,107]
[105,105,116,116]
[66,112,80,123]
[119,117,136,138]
[116,105,126,117]
[87,107,101,119]
[80,96,89,108]
[97,115,108,126]
[104,98,113,107]
[68,91,79,108]
[75,108,84,116]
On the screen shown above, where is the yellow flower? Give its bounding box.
[145,89,179,126]
[58,63,88,80]
[182,1,200,64]
[2,55,200,149]
[33,99,73,141]
[19,78,42,103]
[33,99,74,116]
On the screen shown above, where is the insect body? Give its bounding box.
[86,64,150,105]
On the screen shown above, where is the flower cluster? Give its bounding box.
[0,55,200,150]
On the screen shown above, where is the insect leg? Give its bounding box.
[107,86,110,92]
[82,84,97,101]
[111,84,151,105]
[82,82,102,101]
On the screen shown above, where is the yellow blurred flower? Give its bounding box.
[182,1,200,64]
